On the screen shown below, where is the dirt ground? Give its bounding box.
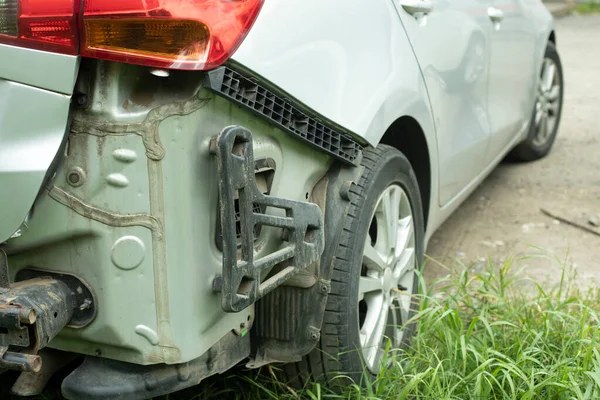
[425,14,600,290]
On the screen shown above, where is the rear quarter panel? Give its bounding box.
[232,0,440,236]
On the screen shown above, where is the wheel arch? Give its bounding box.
[379,116,431,228]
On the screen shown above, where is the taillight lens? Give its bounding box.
[0,0,263,70]
[81,0,264,70]
[0,0,78,54]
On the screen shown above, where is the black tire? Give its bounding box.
[284,145,425,387]
[509,41,564,162]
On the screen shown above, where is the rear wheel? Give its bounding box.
[510,41,564,161]
[285,145,425,386]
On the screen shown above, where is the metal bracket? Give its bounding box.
[213,126,324,312]
[0,254,95,373]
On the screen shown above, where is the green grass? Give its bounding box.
[576,1,600,14]
[20,254,600,399]
[182,255,600,400]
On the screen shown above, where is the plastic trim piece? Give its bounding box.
[62,332,250,400]
[212,126,324,313]
[204,66,363,165]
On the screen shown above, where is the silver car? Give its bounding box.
[0,0,562,398]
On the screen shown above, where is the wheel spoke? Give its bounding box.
[535,102,543,125]
[363,240,387,272]
[398,299,410,326]
[543,114,551,140]
[393,248,415,280]
[381,188,400,252]
[388,302,403,346]
[546,116,557,138]
[542,60,555,91]
[389,301,398,327]
[364,299,389,367]
[548,99,560,116]
[394,216,414,259]
[537,114,548,141]
[360,295,384,345]
[359,276,383,301]
[547,85,560,102]
[539,59,548,91]
[392,289,412,322]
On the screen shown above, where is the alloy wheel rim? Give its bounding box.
[533,57,561,147]
[358,184,416,373]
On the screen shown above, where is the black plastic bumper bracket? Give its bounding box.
[212,126,325,312]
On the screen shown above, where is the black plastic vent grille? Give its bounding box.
[205,67,362,165]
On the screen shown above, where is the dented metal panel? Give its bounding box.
[5,61,333,366]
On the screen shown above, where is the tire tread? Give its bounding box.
[285,145,420,385]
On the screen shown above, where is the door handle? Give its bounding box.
[487,7,504,22]
[399,0,434,15]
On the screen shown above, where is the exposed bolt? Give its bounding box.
[308,327,320,342]
[68,173,79,184]
[240,322,246,330]
[75,94,87,107]
[95,349,102,357]
[319,282,330,295]
[67,167,86,187]
[340,180,354,201]
[79,298,93,311]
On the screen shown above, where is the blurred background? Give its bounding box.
[426,3,600,290]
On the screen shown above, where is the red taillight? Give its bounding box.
[0,0,264,70]
[0,0,78,54]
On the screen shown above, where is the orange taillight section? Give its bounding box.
[84,19,210,65]
[81,0,265,70]
[0,0,264,70]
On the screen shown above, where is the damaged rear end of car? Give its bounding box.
[0,1,368,398]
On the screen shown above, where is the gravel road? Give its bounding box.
[425,14,600,289]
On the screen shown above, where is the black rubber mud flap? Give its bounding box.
[249,159,363,365]
[212,126,325,313]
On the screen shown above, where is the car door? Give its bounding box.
[392,0,493,206]
[485,0,538,163]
